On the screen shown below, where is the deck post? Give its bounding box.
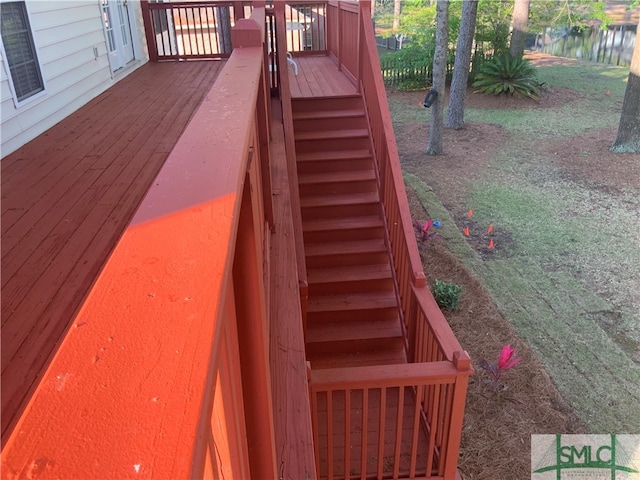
[233,1,246,19]
[443,351,472,479]
[232,19,263,48]
[358,0,371,89]
[140,0,158,62]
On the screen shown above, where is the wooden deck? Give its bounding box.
[0,59,225,443]
[288,55,357,98]
[1,2,470,477]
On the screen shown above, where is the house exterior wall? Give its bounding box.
[1,0,149,158]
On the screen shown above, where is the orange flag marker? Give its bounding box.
[467,210,473,218]
[463,227,470,236]
[487,224,493,233]
[488,239,495,249]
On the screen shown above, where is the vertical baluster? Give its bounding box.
[311,389,320,477]
[182,7,190,57]
[361,388,369,479]
[439,384,454,476]
[417,310,424,362]
[212,5,221,55]
[205,6,214,56]
[425,384,440,476]
[409,384,424,477]
[197,7,204,55]
[169,6,178,56]
[393,386,405,479]
[328,390,334,480]
[345,388,351,479]
[377,387,386,479]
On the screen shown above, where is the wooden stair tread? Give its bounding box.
[303,215,382,232]
[300,192,379,208]
[295,129,369,141]
[298,170,376,185]
[309,349,407,369]
[297,149,372,163]
[307,291,397,313]
[306,317,402,343]
[308,263,392,284]
[293,108,365,121]
[305,239,386,257]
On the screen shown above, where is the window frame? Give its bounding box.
[0,0,47,108]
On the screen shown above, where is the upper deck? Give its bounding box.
[1,60,225,441]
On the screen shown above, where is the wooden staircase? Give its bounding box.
[293,95,407,369]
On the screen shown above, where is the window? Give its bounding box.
[1,1,44,103]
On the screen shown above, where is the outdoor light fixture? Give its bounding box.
[423,89,438,108]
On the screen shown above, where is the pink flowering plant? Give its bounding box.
[479,345,521,391]
[413,219,441,248]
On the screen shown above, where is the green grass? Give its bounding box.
[398,59,640,433]
[387,62,629,138]
[536,63,629,96]
[464,99,621,138]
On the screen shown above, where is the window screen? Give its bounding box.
[1,1,44,102]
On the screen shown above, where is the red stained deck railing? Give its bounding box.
[307,2,473,479]
[310,359,470,480]
[141,0,252,60]
[273,1,310,331]
[1,8,283,478]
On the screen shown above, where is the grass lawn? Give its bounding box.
[390,54,640,435]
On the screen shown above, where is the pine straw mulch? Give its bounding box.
[408,194,588,479]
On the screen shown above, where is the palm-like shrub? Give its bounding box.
[472,53,539,99]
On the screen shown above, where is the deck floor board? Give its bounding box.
[289,55,356,98]
[0,60,225,442]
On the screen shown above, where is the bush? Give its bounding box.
[380,45,434,89]
[432,280,463,310]
[472,53,540,99]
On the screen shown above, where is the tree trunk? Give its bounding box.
[427,0,449,155]
[611,20,640,153]
[393,0,401,31]
[446,0,478,130]
[509,0,529,58]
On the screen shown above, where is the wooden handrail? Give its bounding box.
[309,361,471,480]
[274,0,309,331]
[410,285,470,364]
[357,3,425,288]
[310,361,469,388]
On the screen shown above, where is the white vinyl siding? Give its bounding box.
[0,0,148,158]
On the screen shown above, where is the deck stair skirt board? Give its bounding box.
[293,95,407,369]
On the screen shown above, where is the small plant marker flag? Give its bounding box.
[487,224,493,233]
[467,210,473,218]
[463,227,470,236]
[488,239,495,249]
